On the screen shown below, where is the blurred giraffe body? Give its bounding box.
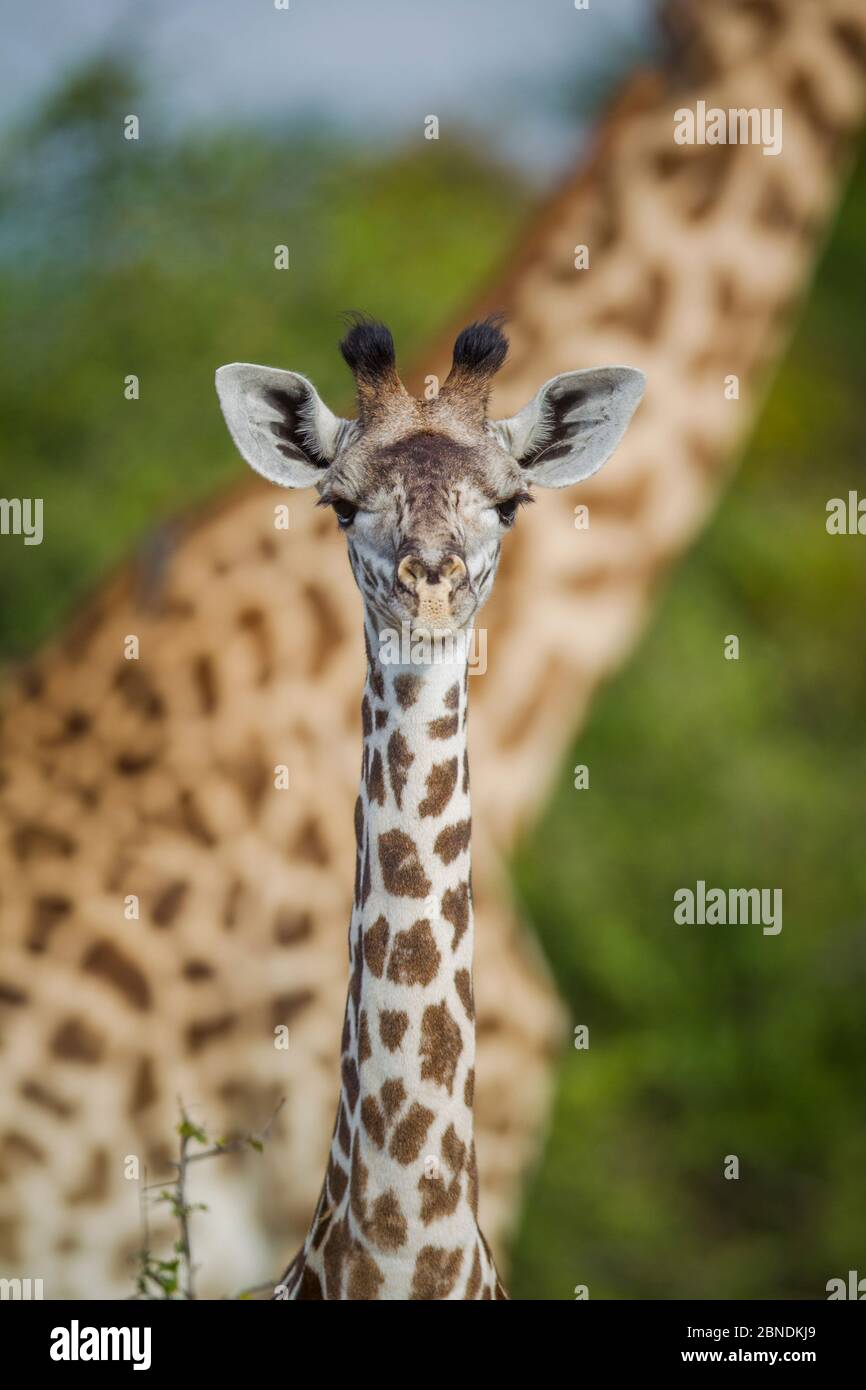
[0,0,864,1298]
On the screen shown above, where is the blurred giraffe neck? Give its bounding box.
[414,0,866,847]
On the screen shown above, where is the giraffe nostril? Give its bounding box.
[396,554,467,602]
[441,555,467,586]
[396,556,426,592]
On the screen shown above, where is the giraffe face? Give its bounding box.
[216,316,645,635]
[317,425,529,635]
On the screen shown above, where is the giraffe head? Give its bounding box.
[216,316,644,637]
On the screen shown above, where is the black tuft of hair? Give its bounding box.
[339,313,396,380]
[451,313,508,376]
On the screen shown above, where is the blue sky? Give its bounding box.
[3,0,658,177]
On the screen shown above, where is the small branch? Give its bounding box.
[131,1096,287,1299]
[187,1097,287,1167]
[129,1165,152,1301]
[176,1098,195,1300]
[142,1097,287,1181]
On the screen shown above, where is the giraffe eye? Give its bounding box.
[331,498,358,529]
[495,494,531,527]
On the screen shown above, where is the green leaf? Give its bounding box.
[177,1119,208,1144]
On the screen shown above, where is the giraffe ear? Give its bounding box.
[215,363,350,487]
[492,367,645,488]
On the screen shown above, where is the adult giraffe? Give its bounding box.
[0,0,863,1297]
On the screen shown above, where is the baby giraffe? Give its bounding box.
[215,317,643,1300]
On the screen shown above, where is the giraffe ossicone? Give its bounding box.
[215,316,644,1299]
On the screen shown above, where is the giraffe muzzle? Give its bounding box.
[396,554,468,628]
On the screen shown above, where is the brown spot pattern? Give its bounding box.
[420,1169,462,1224]
[441,1123,466,1174]
[454,967,474,1021]
[20,1080,74,1119]
[366,748,385,806]
[419,1126,466,1225]
[51,1018,104,1064]
[83,941,151,1011]
[434,819,471,865]
[393,673,420,708]
[442,880,470,950]
[386,730,413,809]
[389,1102,434,1165]
[386,920,440,986]
[378,829,431,898]
[360,1096,385,1149]
[299,1266,325,1300]
[428,714,458,740]
[274,907,313,945]
[420,1001,462,1093]
[418,757,458,818]
[367,1190,408,1252]
[338,1103,351,1158]
[27,896,71,953]
[129,1057,157,1116]
[327,1156,348,1207]
[346,1246,384,1300]
[341,1056,360,1113]
[67,1148,109,1205]
[380,1078,405,1120]
[410,1245,464,1300]
[379,1009,408,1051]
[271,989,314,1030]
[360,839,371,906]
[467,1142,479,1215]
[463,1066,475,1110]
[186,1013,236,1053]
[291,816,329,865]
[465,1244,482,1299]
[357,1010,372,1063]
[363,916,390,977]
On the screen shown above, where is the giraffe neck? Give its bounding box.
[287,622,502,1300]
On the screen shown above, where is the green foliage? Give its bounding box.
[177,1120,208,1145]
[137,1255,180,1299]
[510,138,866,1300]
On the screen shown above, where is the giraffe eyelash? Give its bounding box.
[318,493,361,527]
[495,492,534,526]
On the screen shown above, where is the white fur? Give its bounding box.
[492,366,645,488]
[214,363,347,487]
